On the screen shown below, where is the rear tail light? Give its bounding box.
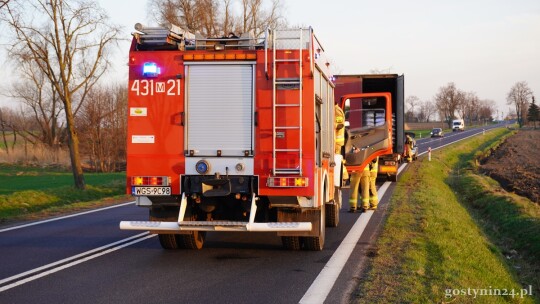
[131,176,170,186]
[267,177,309,187]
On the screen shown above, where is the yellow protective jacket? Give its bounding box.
[334,104,345,150]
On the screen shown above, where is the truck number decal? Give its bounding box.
[131,79,181,96]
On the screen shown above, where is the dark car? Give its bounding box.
[431,128,444,137]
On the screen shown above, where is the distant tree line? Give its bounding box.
[405,82,496,128]
[405,81,537,129]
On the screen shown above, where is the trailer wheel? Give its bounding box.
[326,187,341,227]
[303,206,325,251]
[281,236,301,250]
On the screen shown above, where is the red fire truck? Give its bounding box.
[119,24,342,250]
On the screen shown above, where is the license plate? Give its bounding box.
[132,186,171,196]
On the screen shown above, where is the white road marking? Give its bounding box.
[0,232,155,292]
[299,181,391,304]
[0,201,135,233]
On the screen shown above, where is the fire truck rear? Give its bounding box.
[119,24,341,250]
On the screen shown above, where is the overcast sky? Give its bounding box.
[4,0,539,119]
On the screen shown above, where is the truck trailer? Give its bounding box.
[120,24,344,250]
[333,74,405,181]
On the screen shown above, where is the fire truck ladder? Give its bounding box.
[271,29,305,175]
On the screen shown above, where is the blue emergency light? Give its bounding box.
[143,62,160,77]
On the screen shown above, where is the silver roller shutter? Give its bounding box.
[186,64,254,156]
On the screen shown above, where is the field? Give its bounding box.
[0,164,128,224]
[481,129,540,203]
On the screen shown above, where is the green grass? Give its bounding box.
[353,128,539,303]
[0,163,127,221]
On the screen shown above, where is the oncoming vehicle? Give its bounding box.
[431,128,444,137]
[452,119,464,131]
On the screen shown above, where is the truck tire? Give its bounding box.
[151,206,206,250]
[158,232,206,250]
[282,236,301,250]
[158,234,181,249]
[178,231,206,250]
[388,174,398,182]
[303,206,325,251]
[325,187,341,227]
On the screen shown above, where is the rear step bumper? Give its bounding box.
[119,220,312,232]
[119,193,312,233]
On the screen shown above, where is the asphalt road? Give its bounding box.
[0,124,504,304]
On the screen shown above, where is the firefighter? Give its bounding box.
[335,103,349,182]
[404,134,413,162]
[365,157,379,210]
[347,146,366,213]
[349,156,379,213]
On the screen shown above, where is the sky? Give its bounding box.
[3,0,540,119]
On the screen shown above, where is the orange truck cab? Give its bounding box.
[334,74,405,181]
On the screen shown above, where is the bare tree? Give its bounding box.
[0,108,11,154]
[507,81,533,128]
[0,107,38,156]
[458,91,479,125]
[150,0,284,37]
[6,60,64,147]
[527,96,539,129]
[477,99,495,125]
[405,95,419,122]
[417,99,437,122]
[434,82,465,128]
[2,0,121,189]
[0,1,10,10]
[78,84,127,172]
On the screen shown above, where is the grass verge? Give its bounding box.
[353,128,539,303]
[0,163,129,224]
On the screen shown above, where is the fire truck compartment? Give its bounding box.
[185,64,254,157]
